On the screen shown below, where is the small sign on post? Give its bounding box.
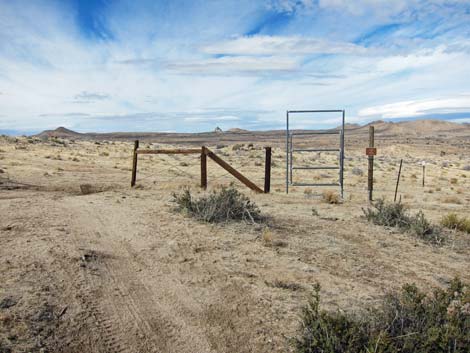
[366,147,377,156]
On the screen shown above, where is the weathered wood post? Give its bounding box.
[367,126,375,202]
[201,146,207,189]
[131,140,139,187]
[394,159,403,202]
[264,147,272,193]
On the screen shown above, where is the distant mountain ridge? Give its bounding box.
[33,119,470,143]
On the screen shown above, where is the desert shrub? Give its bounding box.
[450,178,458,184]
[172,187,263,224]
[322,191,340,204]
[363,199,442,244]
[352,167,363,176]
[363,199,409,228]
[462,165,470,171]
[232,143,244,151]
[294,279,470,353]
[441,213,470,234]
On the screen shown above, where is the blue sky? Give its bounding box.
[1,0,470,133]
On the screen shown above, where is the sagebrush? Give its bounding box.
[363,199,443,244]
[172,187,263,223]
[294,279,470,353]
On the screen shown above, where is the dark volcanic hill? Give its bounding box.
[36,126,83,139]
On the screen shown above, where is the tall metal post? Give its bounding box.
[368,126,375,201]
[286,111,289,194]
[340,110,345,199]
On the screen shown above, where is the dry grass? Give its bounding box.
[441,213,470,234]
[442,196,462,204]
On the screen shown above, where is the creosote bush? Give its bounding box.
[172,186,263,224]
[441,213,470,234]
[294,279,470,353]
[363,199,443,244]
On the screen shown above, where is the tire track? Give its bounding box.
[65,195,214,353]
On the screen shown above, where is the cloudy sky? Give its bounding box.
[1,0,470,134]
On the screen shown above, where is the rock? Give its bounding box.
[0,296,18,309]
[80,184,94,195]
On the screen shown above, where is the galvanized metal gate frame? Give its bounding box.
[286,110,345,197]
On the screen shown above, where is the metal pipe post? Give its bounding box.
[340,110,345,198]
[368,126,375,201]
[286,111,289,194]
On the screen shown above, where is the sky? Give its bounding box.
[1,0,470,134]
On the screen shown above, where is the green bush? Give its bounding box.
[172,186,263,224]
[363,199,443,244]
[441,213,470,234]
[294,279,470,353]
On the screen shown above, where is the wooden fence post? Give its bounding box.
[201,146,207,189]
[264,147,271,193]
[422,161,426,187]
[368,126,375,202]
[131,140,139,187]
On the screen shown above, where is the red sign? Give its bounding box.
[366,147,377,156]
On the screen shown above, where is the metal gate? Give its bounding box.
[286,110,345,197]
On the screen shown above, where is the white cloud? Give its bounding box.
[184,115,240,122]
[166,56,299,75]
[358,94,470,119]
[202,35,368,56]
[0,0,469,133]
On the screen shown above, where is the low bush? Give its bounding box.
[363,199,443,244]
[294,279,470,353]
[322,191,340,204]
[172,186,263,224]
[441,213,470,234]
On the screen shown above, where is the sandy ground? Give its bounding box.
[1,132,469,352]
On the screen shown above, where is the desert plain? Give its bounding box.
[1,119,470,352]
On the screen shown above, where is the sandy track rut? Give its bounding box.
[66,195,215,353]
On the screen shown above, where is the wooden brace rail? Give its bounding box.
[131,141,271,193]
[202,146,264,193]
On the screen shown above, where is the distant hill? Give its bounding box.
[354,119,466,136]
[35,126,83,139]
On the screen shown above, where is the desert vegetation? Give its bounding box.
[172,186,264,224]
[1,123,469,353]
[363,199,443,244]
[294,279,470,353]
